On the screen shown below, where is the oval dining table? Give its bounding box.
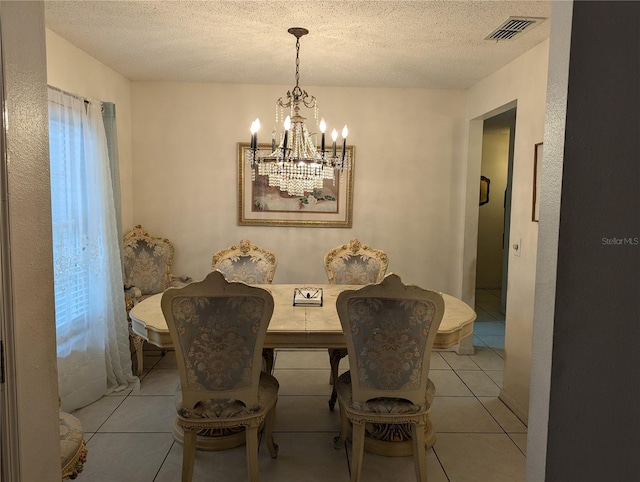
[129,283,476,453]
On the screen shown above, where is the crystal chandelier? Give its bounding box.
[247,27,350,197]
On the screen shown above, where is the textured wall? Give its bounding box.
[526,1,573,478]
[1,1,60,479]
[130,82,468,294]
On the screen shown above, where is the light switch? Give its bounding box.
[513,237,522,257]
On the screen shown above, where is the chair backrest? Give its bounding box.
[123,225,175,295]
[161,270,274,409]
[336,273,444,408]
[324,238,389,285]
[211,239,277,284]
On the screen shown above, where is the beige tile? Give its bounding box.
[273,368,333,396]
[492,346,505,359]
[430,352,450,370]
[154,350,177,369]
[134,368,179,396]
[476,301,504,320]
[434,433,526,481]
[510,433,528,455]
[440,351,481,370]
[81,432,174,482]
[99,395,175,433]
[141,353,162,374]
[479,397,527,433]
[71,395,126,432]
[274,395,342,433]
[469,346,504,371]
[456,370,501,397]
[484,370,504,388]
[106,386,133,396]
[429,370,473,396]
[431,397,502,433]
[274,348,331,369]
[156,432,349,482]
[348,444,448,482]
[473,307,496,323]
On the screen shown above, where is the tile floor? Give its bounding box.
[72,288,526,481]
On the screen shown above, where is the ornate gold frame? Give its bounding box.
[237,142,355,227]
[532,142,543,222]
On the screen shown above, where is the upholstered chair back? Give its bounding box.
[324,238,388,285]
[123,225,174,296]
[161,270,274,410]
[336,273,444,407]
[211,239,277,284]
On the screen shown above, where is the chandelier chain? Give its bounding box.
[295,36,301,91]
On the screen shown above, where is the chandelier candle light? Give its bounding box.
[247,27,351,197]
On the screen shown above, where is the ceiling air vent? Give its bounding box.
[485,17,545,41]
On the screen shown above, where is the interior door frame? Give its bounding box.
[0,18,22,482]
[501,111,517,314]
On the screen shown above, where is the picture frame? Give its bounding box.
[479,176,490,206]
[237,143,355,227]
[532,142,543,222]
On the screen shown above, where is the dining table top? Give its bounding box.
[129,283,476,350]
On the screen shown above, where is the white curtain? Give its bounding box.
[48,87,138,412]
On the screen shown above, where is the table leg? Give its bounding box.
[131,333,145,376]
[328,348,346,411]
[456,333,474,355]
[262,348,275,374]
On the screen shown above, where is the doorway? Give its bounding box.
[475,108,516,320]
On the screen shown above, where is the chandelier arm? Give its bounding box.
[247,27,351,196]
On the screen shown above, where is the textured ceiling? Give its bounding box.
[44,0,551,90]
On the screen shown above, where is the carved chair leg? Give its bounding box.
[246,424,260,482]
[333,403,350,450]
[181,428,197,482]
[350,420,366,482]
[264,403,279,458]
[328,348,346,410]
[412,421,427,482]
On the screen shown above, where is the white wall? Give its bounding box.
[45,29,134,229]
[130,82,468,293]
[465,40,550,421]
[527,2,571,477]
[1,2,60,479]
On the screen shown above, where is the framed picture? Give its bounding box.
[479,176,490,206]
[532,142,543,222]
[237,143,355,227]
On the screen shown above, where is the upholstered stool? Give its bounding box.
[60,410,87,479]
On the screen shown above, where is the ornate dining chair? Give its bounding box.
[60,407,87,479]
[212,238,278,284]
[333,274,444,482]
[123,224,191,375]
[161,270,279,482]
[324,238,389,410]
[212,239,278,372]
